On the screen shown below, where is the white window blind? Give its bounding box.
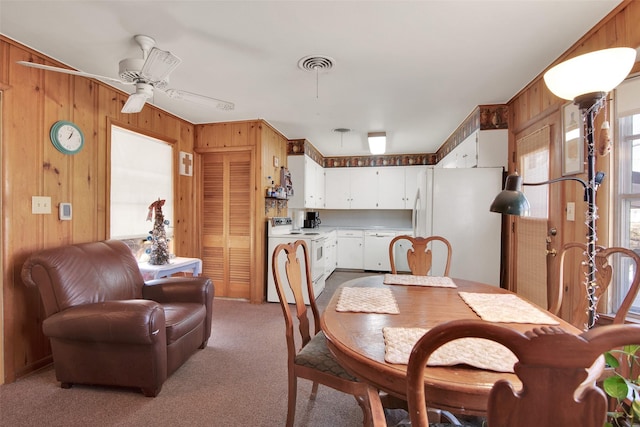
[110,126,173,239]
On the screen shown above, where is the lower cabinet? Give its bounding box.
[337,230,364,269]
[325,231,338,276]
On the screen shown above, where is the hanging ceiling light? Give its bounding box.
[368,132,386,155]
[333,128,351,147]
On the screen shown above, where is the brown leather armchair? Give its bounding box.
[21,239,214,397]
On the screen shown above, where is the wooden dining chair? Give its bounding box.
[272,240,386,427]
[389,235,452,276]
[406,319,640,427]
[552,243,640,329]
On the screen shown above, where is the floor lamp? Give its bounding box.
[490,47,636,330]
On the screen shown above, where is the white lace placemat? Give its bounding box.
[382,327,517,373]
[384,274,456,288]
[336,287,400,314]
[458,292,559,324]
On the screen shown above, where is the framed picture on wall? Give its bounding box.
[562,102,584,176]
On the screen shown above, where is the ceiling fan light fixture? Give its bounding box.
[368,132,386,155]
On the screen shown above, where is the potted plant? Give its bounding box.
[604,345,640,426]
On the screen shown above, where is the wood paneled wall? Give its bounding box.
[194,120,289,304]
[505,0,640,316]
[0,36,198,383]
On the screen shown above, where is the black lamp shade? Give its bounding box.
[489,174,531,216]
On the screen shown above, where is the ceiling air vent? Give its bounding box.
[298,55,335,72]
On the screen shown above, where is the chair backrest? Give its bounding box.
[271,240,321,360]
[406,319,640,427]
[552,243,640,329]
[389,235,452,276]
[21,240,145,317]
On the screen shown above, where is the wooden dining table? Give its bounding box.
[321,274,603,417]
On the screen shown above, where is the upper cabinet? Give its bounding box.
[287,155,324,209]
[439,129,508,169]
[325,165,425,209]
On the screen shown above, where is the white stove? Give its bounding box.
[266,217,325,304]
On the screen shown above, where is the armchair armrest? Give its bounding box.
[43,300,165,345]
[142,277,214,305]
[143,277,214,344]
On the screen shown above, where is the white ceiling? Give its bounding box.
[0,0,623,156]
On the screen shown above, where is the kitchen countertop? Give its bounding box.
[284,225,412,237]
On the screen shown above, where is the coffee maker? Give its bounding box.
[303,211,321,229]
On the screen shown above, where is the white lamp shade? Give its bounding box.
[368,132,386,155]
[543,47,636,100]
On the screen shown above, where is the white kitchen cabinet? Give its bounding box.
[324,230,337,276]
[349,168,379,209]
[441,129,508,169]
[337,229,364,269]
[324,168,351,208]
[287,155,324,209]
[403,166,425,209]
[376,167,406,209]
[325,166,410,209]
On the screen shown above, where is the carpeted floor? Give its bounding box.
[0,270,487,427]
[0,270,396,427]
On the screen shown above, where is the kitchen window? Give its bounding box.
[613,76,640,316]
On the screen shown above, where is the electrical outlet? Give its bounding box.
[567,202,575,222]
[32,196,52,214]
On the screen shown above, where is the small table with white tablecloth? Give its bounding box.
[138,257,202,280]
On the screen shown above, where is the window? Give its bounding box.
[110,126,173,241]
[614,77,640,315]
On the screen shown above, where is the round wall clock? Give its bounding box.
[50,120,84,155]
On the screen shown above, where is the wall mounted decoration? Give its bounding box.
[561,102,584,176]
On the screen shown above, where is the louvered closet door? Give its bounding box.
[202,151,252,299]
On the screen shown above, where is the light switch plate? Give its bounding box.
[567,202,575,222]
[32,196,51,214]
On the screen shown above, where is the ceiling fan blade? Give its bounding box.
[17,61,131,85]
[140,47,181,83]
[121,93,149,114]
[164,89,235,111]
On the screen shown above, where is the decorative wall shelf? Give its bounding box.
[265,197,288,215]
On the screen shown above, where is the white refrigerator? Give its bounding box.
[414,167,503,286]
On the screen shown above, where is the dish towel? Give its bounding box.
[458,292,559,324]
[336,287,400,314]
[382,326,517,373]
[384,274,456,288]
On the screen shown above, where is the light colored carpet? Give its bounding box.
[0,271,397,427]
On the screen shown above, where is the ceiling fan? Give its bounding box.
[17,34,235,114]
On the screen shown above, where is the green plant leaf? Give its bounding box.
[606,351,621,368]
[605,375,630,399]
[632,399,640,420]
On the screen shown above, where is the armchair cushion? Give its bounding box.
[43,300,165,344]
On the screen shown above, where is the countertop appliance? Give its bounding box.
[304,211,321,229]
[414,167,503,286]
[266,217,325,304]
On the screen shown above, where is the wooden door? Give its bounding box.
[513,126,554,308]
[201,151,253,299]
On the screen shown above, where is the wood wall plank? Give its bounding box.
[1,36,198,382]
[505,0,639,317]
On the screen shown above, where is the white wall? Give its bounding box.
[318,209,412,229]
